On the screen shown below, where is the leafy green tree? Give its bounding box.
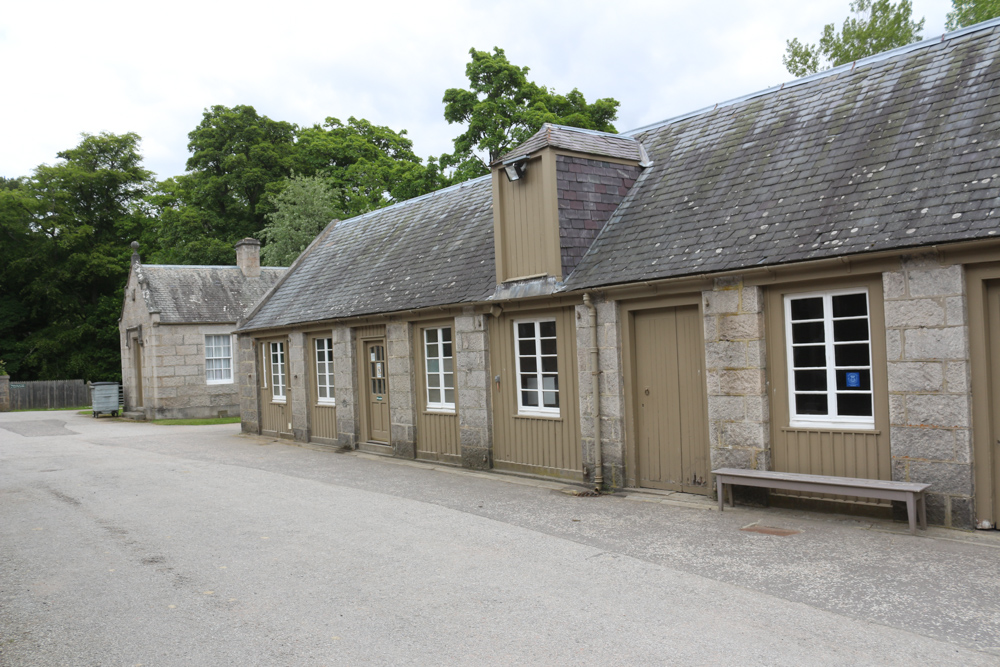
[293,116,447,217]
[259,174,343,267]
[442,47,620,180]
[783,1,925,77]
[0,133,154,381]
[946,0,1000,29]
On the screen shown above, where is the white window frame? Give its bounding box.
[269,341,286,403]
[784,288,874,430]
[423,326,455,413]
[514,318,560,417]
[314,337,335,406]
[204,334,234,384]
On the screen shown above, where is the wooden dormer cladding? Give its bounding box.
[491,125,644,284]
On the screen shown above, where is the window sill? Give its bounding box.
[784,424,878,433]
[424,408,456,415]
[515,411,562,421]
[206,379,234,385]
[316,400,336,408]
[271,399,287,405]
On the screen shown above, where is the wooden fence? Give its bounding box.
[6,379,92,411]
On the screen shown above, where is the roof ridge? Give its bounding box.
[544,123,636,140]
[622,16,1000,138]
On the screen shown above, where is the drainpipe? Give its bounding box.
[582,293,603,491]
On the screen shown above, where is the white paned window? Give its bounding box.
[514,319,559,416]
[205,335,233,384]
[784,289,873,429]
[424,327,455,411]
[270,341,286,402]
[315,338,335,405]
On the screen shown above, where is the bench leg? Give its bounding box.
[728,483,734,508]
[717,478,724,512]
[918,494,927,531]
[906,494,916,535]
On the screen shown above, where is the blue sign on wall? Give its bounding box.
[845,372,861,388]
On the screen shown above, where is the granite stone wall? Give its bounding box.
[386,322,416,458]
[702,277,770,473]
[238,335,259,434]
[575,296,626,489]
[455,309,493,470]
[883,255,974,528]
[0,375,9,412]
[332,325,359,449]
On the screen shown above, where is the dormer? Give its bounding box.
[490,124,648,285]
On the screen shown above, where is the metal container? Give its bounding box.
[91,381,120,418]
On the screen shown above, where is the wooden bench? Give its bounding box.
[712,468,931,535]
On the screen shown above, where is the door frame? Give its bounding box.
[131,331,144,408]
[356,332,390,446]
[967,262,1000,528]
[620,293,707,490]
[258,335,292,438]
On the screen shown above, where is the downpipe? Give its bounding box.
[582,293,603,491]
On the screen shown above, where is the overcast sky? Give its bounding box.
[1,0,954,181]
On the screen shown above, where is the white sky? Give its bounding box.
[1,0,954,180]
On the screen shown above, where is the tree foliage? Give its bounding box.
[946,0,1000,29]
[0,133,154,381]
[783,0,925,77]
[442,47,620,180]
[259,174,343,267]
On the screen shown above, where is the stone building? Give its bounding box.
[235,19,1000,530]
[119,239,285,420]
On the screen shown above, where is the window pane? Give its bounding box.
[521,390,538,406]
[790,297,823,321]
[836,369,871,391]
[518,339,536,356]
[792,345,826,368]
[442,328,452,343]
[444,388,455,405]
[792,321,824,344]
[542,374,558,391]
[520,357,537,373]
[794,370,826,391]
[442,343,452,357]
[521,375,538,390]
[443,372,454,390]
[427,359,439,374]
[539,321,556,337]
[834,343,870,367]
[837,393,873,416]
[426,343,438,359]
[427,374,440,388]
[541,356,558,373]
[541,339,557,355]
[518,322,536,338]
[425,329,438,344]
[443,358,453,373]
[543,391,559,408]
[428,388,441,403]
[832,293,867,318]
[795,394,828,415]
[318,386,328,399]
[833,318,868,342]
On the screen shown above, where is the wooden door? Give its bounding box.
[260,338,292,438]
[365,340,390,443]
[987,281,1000,524]
[633,306,710,494]
[132,334,143,408]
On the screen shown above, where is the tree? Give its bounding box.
[0,133,154,381]
[259,174,343,267]
[783,1,925,77]
[946,0,1000,29]
[442,47,621,180]
[293,116,447,217]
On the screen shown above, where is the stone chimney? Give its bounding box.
[235,238,261,278]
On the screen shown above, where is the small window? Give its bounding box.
[784,289,873,429]
[315,338,335,405]
[514,319,559,417]
[270,341,286,403]
[424,326,455,412]
[205,335,233,384]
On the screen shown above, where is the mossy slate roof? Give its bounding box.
[563,23,1000,290]
[141,265,286,324]
[241,176,496,330]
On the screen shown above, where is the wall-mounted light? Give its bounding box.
[502,155,530,182]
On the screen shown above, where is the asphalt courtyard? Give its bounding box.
[1,409,999,666]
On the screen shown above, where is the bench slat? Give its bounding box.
[712,468,930,493]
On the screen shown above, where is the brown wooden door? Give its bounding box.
[260,338,292,438]
[987,281,1000,524]
[365,340,390,443]
[132,335,143,408]
[633,306,710,493]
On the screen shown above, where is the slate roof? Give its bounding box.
[139,265,286,324]
[239,176,496,331]
[497,124,642,164]
[563,21,1000,291]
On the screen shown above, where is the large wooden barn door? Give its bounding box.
[632,306,710,494]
